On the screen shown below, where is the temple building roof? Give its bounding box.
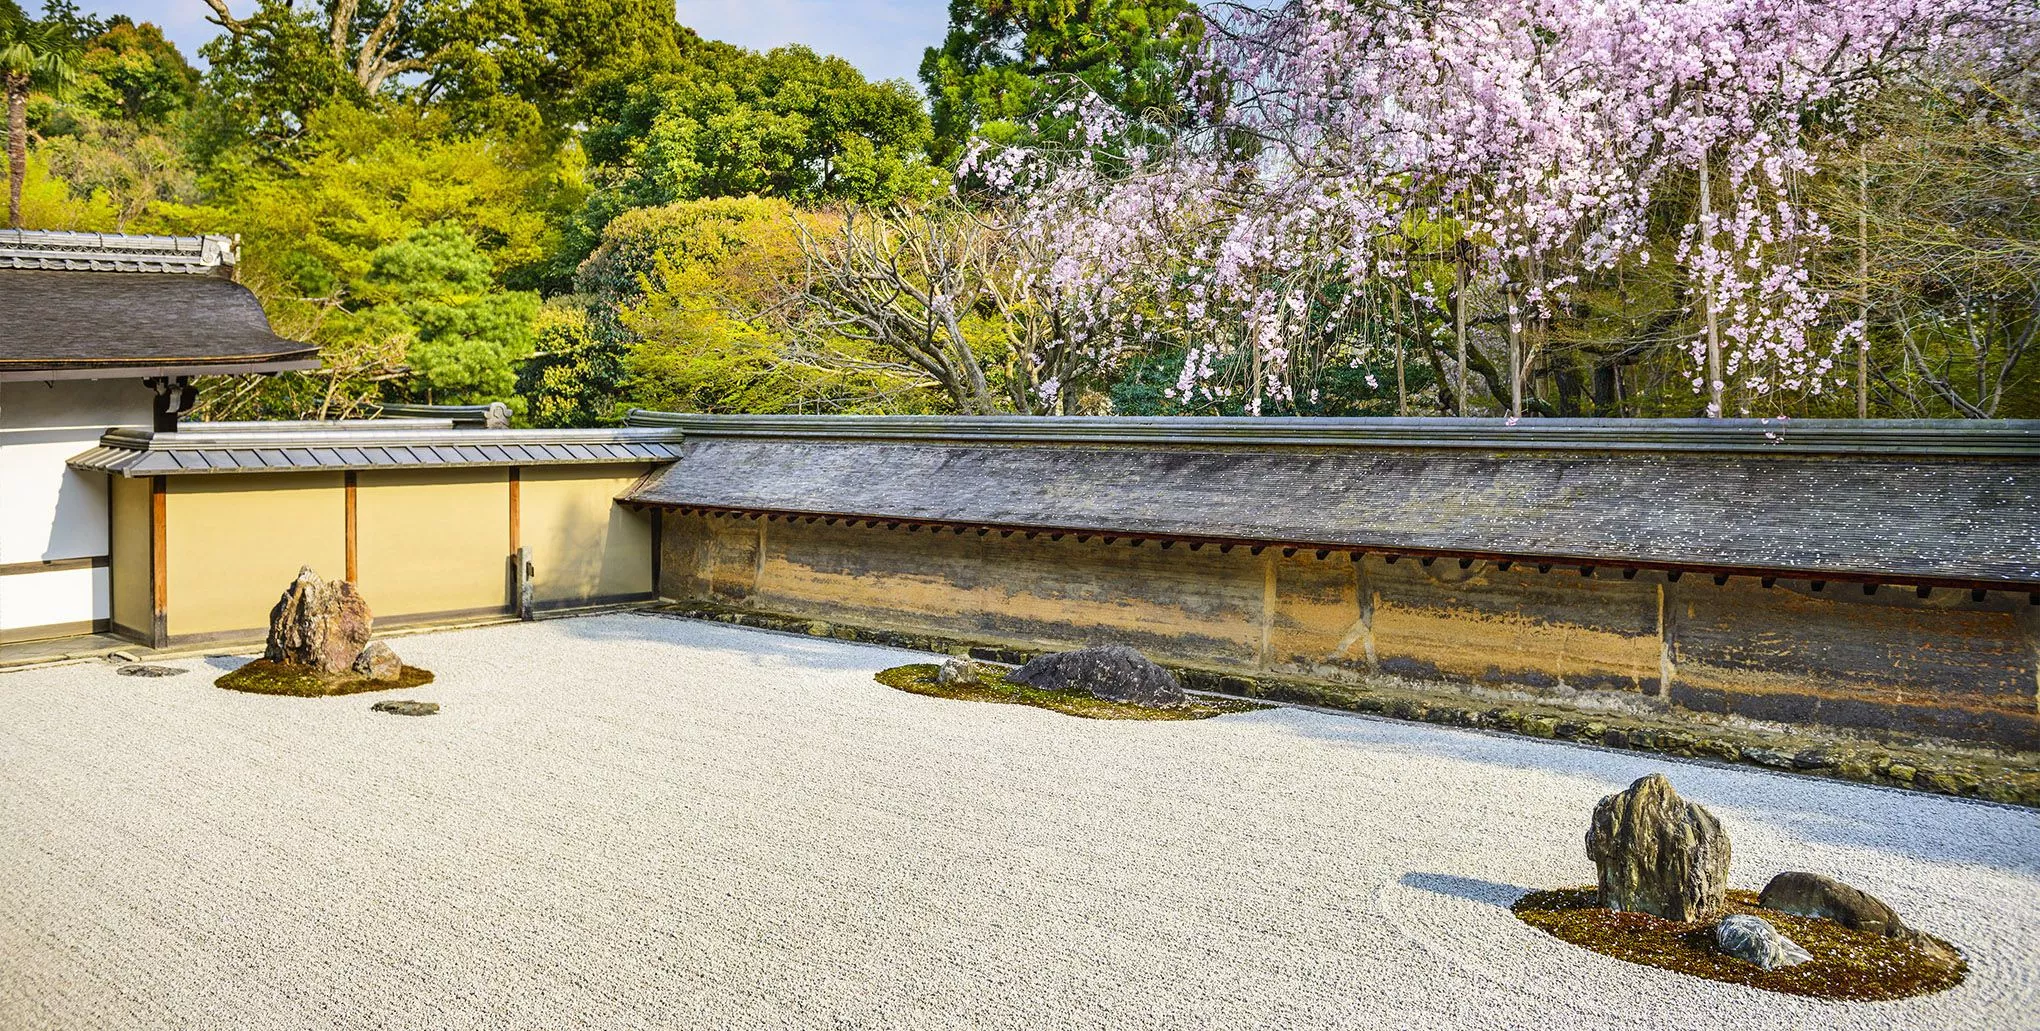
[0,230,318,381]
[621,415,2040,590]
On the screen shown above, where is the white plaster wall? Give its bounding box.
[0,379,151,637]
[0,567,107,632]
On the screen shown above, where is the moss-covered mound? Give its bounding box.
[1512,887,1965,1001]
[876,662,1266,720]
[216,659,435,697]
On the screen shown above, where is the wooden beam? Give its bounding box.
[507,467,521,554]
[344,470,358,583]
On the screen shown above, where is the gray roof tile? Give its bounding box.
[624,436,2040,587]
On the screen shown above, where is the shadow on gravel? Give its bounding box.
[1400,872,1528,908]
[518,612,2040,873]
[1276,709,2037,871]
[527,610,929,676]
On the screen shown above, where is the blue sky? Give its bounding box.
[87,0,948,87]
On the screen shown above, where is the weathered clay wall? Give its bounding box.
[659,510,2040,751]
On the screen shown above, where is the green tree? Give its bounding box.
[143,104,571,419]
[67,16,196,124]
[27,17,200,230]
[919,0,1201,165]
[192,0,683,165]
[0,0,81,227]
[579,40,937,229]
[362,223,540,407]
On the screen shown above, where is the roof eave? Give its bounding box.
[0,356,320,382]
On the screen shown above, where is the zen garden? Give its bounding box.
[0,1,2037,1029]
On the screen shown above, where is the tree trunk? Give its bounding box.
[1857,142,1870,419]
[1698,155,1724,417]
[6,74,27,231]
[1454,241,1468,416]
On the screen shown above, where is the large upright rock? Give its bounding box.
[1007,645,1187,707]
[1584,773,1730,922]
[265,566,373,674]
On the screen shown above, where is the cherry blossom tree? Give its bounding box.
[979,0,2029,416]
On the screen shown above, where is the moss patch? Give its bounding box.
[876,663,1267,720]
[216,659,435,697]
[1512,888,1965,1001]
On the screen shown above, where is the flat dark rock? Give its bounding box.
[116,664,187,678]
[1008,645,1187,707]
[370,700,439,717]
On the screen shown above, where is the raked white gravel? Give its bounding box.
[2,613,2036,1030]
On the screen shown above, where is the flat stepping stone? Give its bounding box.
[117,665,187,678]
[370,700,439,717]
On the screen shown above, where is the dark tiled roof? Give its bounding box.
[621,416,2040,588]
[69,424,687,476]
[0,269,317,375]
[0,229,238,273]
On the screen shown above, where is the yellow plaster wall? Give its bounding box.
[355,467,510,620]
[164,473,347,636]
[520,464,655,606]
[107,474,152,637]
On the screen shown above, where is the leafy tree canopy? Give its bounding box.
[919,0,1201,164]
[192,0,684,166]
[362,222,540,408]
[580,39,937,226]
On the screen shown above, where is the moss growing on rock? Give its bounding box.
[1512,887,1965,1001]
[876,663,1266,721]
[216,659,434,698]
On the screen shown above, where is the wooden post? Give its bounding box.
[343,471,358,583]
[649,505,663,599]
[508,467,529,618]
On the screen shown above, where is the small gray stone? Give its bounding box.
[116,664,186,678]
[937,657,989,688]
[1715,914,1812,970]
[1007,645,1186,707]
[1584,772,1730,922]
[370,700,438,717]
[352,641,402,681]
[105,650,140,665]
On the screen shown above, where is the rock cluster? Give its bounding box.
[1577,773,1960,981]
[1584,773,1730,922]
[265,566,404,680]
[1714,914,1812,970]
[1759,871,1961,969]
[1007,645,1187,707]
